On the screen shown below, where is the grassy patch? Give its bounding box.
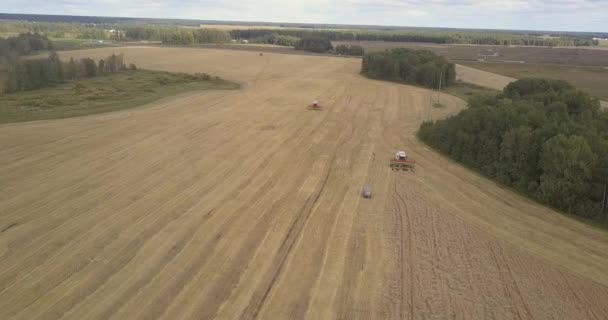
[0,69,239,124]
[443,81,501,101]
[49,38,120,51]
[460,62,608,101]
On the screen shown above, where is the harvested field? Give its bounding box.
[1,47,608,319]
[455,64,608,106]
[335,41,608,67]
[456,64,516,90]
[460,62,608,101]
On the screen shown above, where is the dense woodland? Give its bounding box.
[249,33,300,47]
[294,37,333,53]
[361,49,456,88]
[3,51,130,93]
[121,26,231,45]
[158,28,231,45]
[335,44,364,56]
[0,33,53,60]
[418,79,608,221]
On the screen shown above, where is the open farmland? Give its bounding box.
[1,47,608,319]
[454,64,608,108]
[459,62,608,101]
[335,41,608,66]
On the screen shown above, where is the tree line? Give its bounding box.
[0,20,600,47]
[335,44,364,56]
[123,27,232,45]
[3,52,131,93]
[157,28,231,45]
[418,79,608,221]
[361,48,456,89]
[290,37,364,55]
[294,37,334,53]
[0,33,53,60]
[249,33,300,47]
[230,29,599,47]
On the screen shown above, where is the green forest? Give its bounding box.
[3,51,131,94]
[1,19,601,48]
[335,44,364,56]
[0,33,53,60]
[418,79,608,222]
[294,37,334,53]
[248,33,300,47]
[361,48,456,89]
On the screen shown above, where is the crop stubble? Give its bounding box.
[1,47,607,319]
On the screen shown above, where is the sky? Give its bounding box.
[2,0,607,32]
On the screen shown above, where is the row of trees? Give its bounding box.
[0,33,53,59]
[294,37,333,53]
[335,44,364,56]
[361,48,456,88]
[158,28,231,45]
[230,29,599,47]
[249,33,300,47]
[0,20,115,40]
[0,20,601,47]
[418,79,608,220]
[4,53,130,93]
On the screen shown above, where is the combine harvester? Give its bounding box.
[307,100,323,111]
[390,151,416,171]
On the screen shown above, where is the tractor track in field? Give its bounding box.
[392,177,415,319]
[250,159,334,319]
[391,179,406,320]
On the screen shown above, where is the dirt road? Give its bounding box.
[1,47,608,319]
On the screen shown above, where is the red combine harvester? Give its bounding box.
[390,151,416,171]
[307,100,323,110]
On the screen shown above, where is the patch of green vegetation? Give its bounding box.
[461,62,608,101]
[419,78,608,224]
[0,69,239,124]
[443,81,500,101]
[362,48,456,89]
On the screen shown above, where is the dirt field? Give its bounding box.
[455,64,516,91]
[1,47,608,319]
[455,64,608,108]
[336,41,608,67]
[459,62,608,101]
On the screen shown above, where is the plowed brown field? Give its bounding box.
[1,47,608,320]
